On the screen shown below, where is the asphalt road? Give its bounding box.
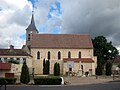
[1,82,120,90]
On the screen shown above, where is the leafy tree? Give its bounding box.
[105,61,112,76]
[54,62,60,76]
[20,61,30,84]
[93,36,118,75]
[43,58,46,74]
[93,36,119,63]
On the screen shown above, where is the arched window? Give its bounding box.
[78,52,81,58]
[81,65,83,70]
[68,51,71,58]
[28,34,31,41]
[58,51,61,59]
[37,51,40,59]
[48,51,50,60]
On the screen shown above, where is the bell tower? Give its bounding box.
[26,11,38,48]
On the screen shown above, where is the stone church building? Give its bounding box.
[23,13,97,76]
[0,13,97,77]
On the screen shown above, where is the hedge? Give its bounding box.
[34,76,62,85]
[0,78,17,85]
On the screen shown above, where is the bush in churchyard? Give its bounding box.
[54,62,60,76]
[20,61,30,84]
[105,61,112,76]
[96,62,103,75]
[43,58,46,74]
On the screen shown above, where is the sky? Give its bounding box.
[0,0,120,51]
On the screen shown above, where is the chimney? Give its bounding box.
[10,45,14,50]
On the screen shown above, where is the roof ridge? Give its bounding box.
[32,34,91,36]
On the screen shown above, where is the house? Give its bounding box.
[0,63,11,77]
[112,55,120,74]
[0,45,32,77]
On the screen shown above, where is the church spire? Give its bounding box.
[26,11,39,33]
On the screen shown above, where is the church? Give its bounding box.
[0,13,97,77]
[23,13,97,76]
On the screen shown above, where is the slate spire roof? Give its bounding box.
[26,11,38,33]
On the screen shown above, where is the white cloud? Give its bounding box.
[34,0,61,33]
[0,0,32,48]
[0,0,62,48]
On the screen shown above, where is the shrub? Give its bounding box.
[20,61,30,84]
[34,76,62,85]
[0,78,17,85]
[96,62,103,75]
[54,62,60,76]
[8,59,19,64]
[45,60,50,74]
[0,78,6,85]
[106,61,112,76]
[43,59,46,74]
[5,78,17,84]
[43,59,50,75]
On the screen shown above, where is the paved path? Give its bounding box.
[64,76,119,85]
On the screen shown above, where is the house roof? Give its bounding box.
[63,58,94,63]
[0,63,11,70]
[31,34,93,49]
[0,49,30,56]
[113,55,120,64]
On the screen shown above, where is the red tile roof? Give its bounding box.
[63,58,94,63]
[31,34,93,49]
[0,63,11,70]
[0,49,30,56]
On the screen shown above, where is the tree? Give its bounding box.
[105,61,112,76]
[93,36,119,63]
[54,62,57,76]
[43,59,50,75]
[92,36,119,75]
[45,60,50,74]
[43,58,46,74]
[54,62,60,76]
[20,61,30,84]
[96,62,103,75]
